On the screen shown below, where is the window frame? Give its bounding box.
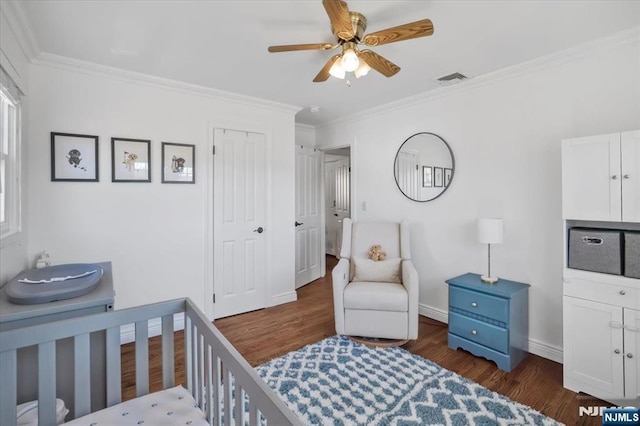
[0,85,22,244]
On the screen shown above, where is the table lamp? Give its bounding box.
[477,218,503,283]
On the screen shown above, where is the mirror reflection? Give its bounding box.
[394,132,455,202]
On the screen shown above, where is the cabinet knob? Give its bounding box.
[627,353,634,359]
[612,175,618,180]
[471,302,478,307]
[623,174,630,179]
[471,329,478,335]
[620,290,626,295]
[614,349,621,354]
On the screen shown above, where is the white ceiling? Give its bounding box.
[19,1,640,126]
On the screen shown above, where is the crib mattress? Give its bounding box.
[64,385,208,425]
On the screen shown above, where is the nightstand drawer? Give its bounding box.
[449,312,509,354]
[449,286,509,324]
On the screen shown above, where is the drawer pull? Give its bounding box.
[614,349,621,354]
[627,353,634,359]
[471,302,478,307]
[619,290,626,295]
[471,329,478,335]
[581,236,603,245]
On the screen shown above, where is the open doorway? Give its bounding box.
[323,147,351,258]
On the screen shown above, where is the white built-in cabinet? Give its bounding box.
[562,130,640,222]
[562,130,640,406]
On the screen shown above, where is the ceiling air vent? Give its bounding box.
[436,72,468,86]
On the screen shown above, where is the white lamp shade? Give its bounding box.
[329,62,346,79]
[477,218,503,244]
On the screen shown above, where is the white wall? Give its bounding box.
[27,57,299,315]
[0,2,30,286]
[316,33,640,360]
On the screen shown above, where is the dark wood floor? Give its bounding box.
[122,256,607,425]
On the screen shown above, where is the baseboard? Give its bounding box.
[419,303,448,324]
[419,303,564,364]
[527,337,563,364]
[119,314,185,345]
[270,291,297,307]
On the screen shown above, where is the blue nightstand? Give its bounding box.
[446,273,530,372]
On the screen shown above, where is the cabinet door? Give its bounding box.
[563,297,624,399]
[624,308,640,405]
[562,134,621,221]
[621,130,640,222]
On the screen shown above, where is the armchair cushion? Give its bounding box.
[343,281,408,312]
[352,257,401,283]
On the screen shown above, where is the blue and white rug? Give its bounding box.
[256,336,563,426]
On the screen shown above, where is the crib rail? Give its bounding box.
[0,298,300,426]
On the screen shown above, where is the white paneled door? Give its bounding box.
[333,158,350,256]
[213,128,267,318]
[295,146,322,288]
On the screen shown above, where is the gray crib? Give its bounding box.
[0,298,301,426]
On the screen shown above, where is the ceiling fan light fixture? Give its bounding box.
[354,60,371,78]
[341,49,359,72]
[340,42,359,72]
[329,61,346,79]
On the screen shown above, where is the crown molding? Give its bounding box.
[318,26,640,130]
[0,0,40,61]
[32,52,302,116]
[295,123,316,133]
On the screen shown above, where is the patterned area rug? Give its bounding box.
[256,336,563,426]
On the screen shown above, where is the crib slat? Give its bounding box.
[205,344,213,424]
[38,341,56,426]
[105,326,122,406]
[161,314,175,388]
[0,349,17,426]
[135,320,149,396]
[223,365,232,426]
[198,332,205,410]
[191,322,198,402]
[185,316,193,393]
[248,399,258,426]
[213,354,222,426]
[73,333,91,417]
[234,384,242,426]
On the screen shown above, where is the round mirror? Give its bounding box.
[394,132,455,202]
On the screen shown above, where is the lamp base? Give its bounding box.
[481,275,499,284]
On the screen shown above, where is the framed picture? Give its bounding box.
[434,167,444,188]
[51,132,99,181]
[111,137,151,182]
[422,166,433,187]
[162,142,195,184]
[444,168,453,187]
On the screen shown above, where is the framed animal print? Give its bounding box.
[161,142,195,184]
[111,137,151,182]
[51,132,99,181]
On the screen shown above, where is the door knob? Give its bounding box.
[623,174,630,179]
[333,213,339,217]
[614,349,621,354]
[612,175,619,180]
[253,227,264,234]
[295,222,304,227]
[627,353,634,359]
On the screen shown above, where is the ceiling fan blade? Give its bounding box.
[362,19,434,46]
[322,0,354,40]
[359,50,400,77]
[313,54,341,82]
[268,43,335,53]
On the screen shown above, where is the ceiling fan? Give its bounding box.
[267,0,434,82]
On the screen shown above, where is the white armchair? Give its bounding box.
[332,218,419,341]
